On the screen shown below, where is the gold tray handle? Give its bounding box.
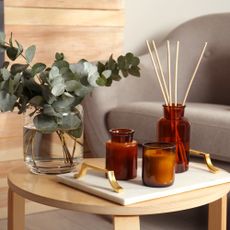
[190,149,219,173]
[73,163,123,193]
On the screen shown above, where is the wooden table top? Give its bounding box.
[7,158,230,216]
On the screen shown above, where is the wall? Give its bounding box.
[1,0,124,219]
[124,0,230,55]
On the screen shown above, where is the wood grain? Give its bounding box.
[0,113,23,162]
[8,189,25,230]
[6,159,230,229]
[113,216,140,230]
[208,195,227,230]
[5,26,123,64]
[5,7,124,27]
[5,0,124,10]
[7,159,230,216]
[1,0,124,218]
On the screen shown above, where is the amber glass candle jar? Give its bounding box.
[106,128,137,180]
[142,142,176,187]
[158,104,190,173]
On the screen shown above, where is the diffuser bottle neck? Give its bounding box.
[163,104,185,120]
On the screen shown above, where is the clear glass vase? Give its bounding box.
[23,105,83,174]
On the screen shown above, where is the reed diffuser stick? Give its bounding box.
[174,41,180,106]
[182,42,208,106]
[146,40,169,105]
[152,40,170,103]
[167,40,172,106]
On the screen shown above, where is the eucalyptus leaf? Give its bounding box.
[6,47,18,61]
[32,63,46,75]
[55,52,64,61]
[15,40,23,56]
[88,71,100,87]
[0,91,17,112]
[60,112,81,130]
[1,68,10,80]
[2,61,10,68]
[51,83,66,97]
[43,104,61,117]
[8,78,14,94]
[9,33,13,47]
[52,95,76,112]
[29,95,45,107]
[54,60,69,69]
[131,56,140,66]
[64,92,74,98]
[14,83,23,97]
[96,76,107,86]
[40,71,49,84]
[97,61,105,74]
[0,80,9,91]
[67,126,83,138]
[69,62,86,76]
[108,55,116,70]
[0,32,5,44]
[128,66,140,77]
[13,73,22,86]
[105,77,113,87]
[102,70,112,79]
[84,62,98,76]
[59,67,70,75]
[49,66,60,80]
[111,73,121,81]
[41,85,56,104]
[117,56,125,69]
[33,114,58,133]
[65,80,81,92]
[25,45,36,63]
[18,92,30,113]
[74,85,92,98]
[10,64,29,75]
[125,52,134,64]
[121,69,128,78]
[22,69,33,80]
[23,78,42,95]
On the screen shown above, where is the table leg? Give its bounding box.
[208,195,227,230]
[113,216,140,230]
[8,188,25,230]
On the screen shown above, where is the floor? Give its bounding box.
[0,206,208,230]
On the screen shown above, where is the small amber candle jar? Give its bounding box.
[142,142,176,187]
[106,128,137,180]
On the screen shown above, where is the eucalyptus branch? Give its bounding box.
[56,130,73,164]
[0,32,141,136]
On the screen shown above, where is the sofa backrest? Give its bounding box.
[142,13,230,105]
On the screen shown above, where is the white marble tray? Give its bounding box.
[56,162,230,205]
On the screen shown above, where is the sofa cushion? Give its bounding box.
[106,102,230,162]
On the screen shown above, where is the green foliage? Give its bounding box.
[0,32,141,135]
[25,45,36,63]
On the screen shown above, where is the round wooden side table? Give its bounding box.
[7,158,230,230]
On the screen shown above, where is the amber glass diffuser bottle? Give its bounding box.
[106,128,137,180]
[158,104,190,173]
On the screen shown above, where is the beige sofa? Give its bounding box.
[83,13,230,229]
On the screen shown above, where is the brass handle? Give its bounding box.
[190,149,219,173]
[73,162,123,193]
